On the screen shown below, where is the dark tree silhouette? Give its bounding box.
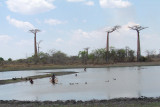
[37,40,43,54]
[84,47,89,64]
[29,29,41,57]
[128,25,148,62]
[106,25,121,62]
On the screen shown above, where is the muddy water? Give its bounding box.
[0,66,160,101]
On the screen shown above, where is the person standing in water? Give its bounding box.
[51,74,56,83]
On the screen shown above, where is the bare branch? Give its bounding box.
[106,25,121,33]
[29,29,41,34]
[128,25,148,31]
[37,40,43,45]
[84,47,90,51]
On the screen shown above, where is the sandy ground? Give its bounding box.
[1,97,160,107]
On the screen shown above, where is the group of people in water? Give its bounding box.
[28,74,57,84]
[12,67,87,85]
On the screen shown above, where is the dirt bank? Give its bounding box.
[1,97,160,107]
[1,61,160,72]
[0,71,76,85]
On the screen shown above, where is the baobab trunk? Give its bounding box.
[34,33,37,57]
[106,32,109,62]
[137,31,141,61]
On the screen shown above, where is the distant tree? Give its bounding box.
[91,48,106,64]
[29,29,41,57]
[129,25,148,62]
[128,50,135,62]
[51,51,68,64]
[88,53,95,64]
[69,56,79,64]
[0,57,4,65]
[0,57,4,61]
[38,52,49,64]
[37,40,43,54]
[84,47,89,64]
[8,58,12,62]
[106,25,121,62]
[116,49,126,62]
[109,46,116,62]
[78,51,87,64]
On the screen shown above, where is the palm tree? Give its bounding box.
[128,25,148,62]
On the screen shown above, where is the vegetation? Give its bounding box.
[1,98,160,107]
[0,46,159,67]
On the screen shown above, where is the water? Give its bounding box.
[0,69,78,80]
[0,66,160,101]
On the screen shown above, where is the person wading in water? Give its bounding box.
[51,74,56,83]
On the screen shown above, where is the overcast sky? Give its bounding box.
[0,0,160,60]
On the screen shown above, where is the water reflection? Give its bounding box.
[0,66,160,101]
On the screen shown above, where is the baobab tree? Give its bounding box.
[106,25,121,62]
[29,29,41,57]
[128,25,148,62]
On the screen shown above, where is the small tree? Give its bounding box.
[8,58,12,62]
[0,57,4,66]
[78,51,87,64]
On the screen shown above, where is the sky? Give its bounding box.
[0,0,160,60]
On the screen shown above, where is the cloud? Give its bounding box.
[0,35,12,43]
[6,0,55,14]
[44,19,65,25]
[56,38,64,42]
[67,0,94,6]
[6,16,35,30]
[99,0,131,8]
[85,1,94,6]
[67,0,85,2]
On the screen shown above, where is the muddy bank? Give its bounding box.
[1,97,160,107]
[1,61,160,72]
[0,71,76,85]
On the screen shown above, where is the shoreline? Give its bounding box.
[1,97,160,107]
[0,61,160,72]
[0,71,76,85]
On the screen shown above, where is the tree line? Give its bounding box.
[0,47,158,65]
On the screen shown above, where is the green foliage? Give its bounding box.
[2,46,146,65]
[8,58,12,62]
[0,57,4,61]
[139,56,147,62]
[78,51,87,64]
[51,51,68,64]
[116,49,126,62]
[0,57,4,65]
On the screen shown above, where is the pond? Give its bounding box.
[0,66,160,101]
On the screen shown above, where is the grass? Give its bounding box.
[0,71,76,85]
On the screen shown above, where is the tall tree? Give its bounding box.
[129,25,148,61]
[106,25,121,62]
[29,29,41,57]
